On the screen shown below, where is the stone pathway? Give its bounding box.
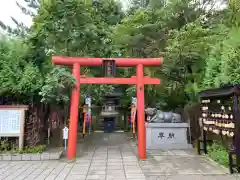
[140,150,239,180]
[0,132,239,180]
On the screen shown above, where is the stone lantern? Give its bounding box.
[99,88,122,132]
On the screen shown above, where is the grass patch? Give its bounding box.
[207,141,229,167]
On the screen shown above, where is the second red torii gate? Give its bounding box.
[52,56,163,160]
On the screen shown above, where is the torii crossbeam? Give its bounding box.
[52,56,163,160]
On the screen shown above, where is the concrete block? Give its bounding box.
[58,151,64,158]
[22,154,31,161]
[11,154,22,161]
[30,154,41,161]
[41,153,50,160]
[146,123,192,150]
[49,152,60,160]
[2,154,11,161]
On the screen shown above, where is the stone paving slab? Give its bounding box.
[0,133,239,180]
[146,174,240,180]
[140,150,229,176]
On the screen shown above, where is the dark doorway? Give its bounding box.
[103,117,115,133]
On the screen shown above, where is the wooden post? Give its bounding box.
[83,112,86,135]
[81,105,88,138]
[131,105,137,138]
[136,64,146,160]
[67,63,80,160]
[19,109,26,150]
[233,94,240,171]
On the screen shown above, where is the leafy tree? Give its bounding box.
[0,36,43,101]
[203,26,240,88]
[163,21,218,100]
[112,0,207,109]
[31,0,123,105]
[2,0,240,113]
[39,67,75,104]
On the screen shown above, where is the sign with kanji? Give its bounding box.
[0,110,21,134]
[103,60,116,77]
[168,132,175,139]
[157,132,176,140]
[0,106,27,151]
[158,132,165,139]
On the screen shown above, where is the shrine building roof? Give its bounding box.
[198,84,240,98]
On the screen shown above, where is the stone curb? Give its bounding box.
[0,150,63,161]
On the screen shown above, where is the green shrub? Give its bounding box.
[21,145,46,153]
[0,140,46,154]
[0,140,11,152]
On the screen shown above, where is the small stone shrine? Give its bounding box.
[145,108,192,150]
[99,88,122,132]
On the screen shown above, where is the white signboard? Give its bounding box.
[132,97,137,106]
[63,126,69,139]
[63,126,69,151]
[0,107,27,150]
[0,110,21,134]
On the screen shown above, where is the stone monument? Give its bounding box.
[145,108,192,150]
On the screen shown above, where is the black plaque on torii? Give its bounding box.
[102,60,116,77]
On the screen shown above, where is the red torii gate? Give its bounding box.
[52,56,163,160]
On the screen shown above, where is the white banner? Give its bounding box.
[85,97,92,124]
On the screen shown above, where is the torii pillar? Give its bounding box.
[52,57,163,160]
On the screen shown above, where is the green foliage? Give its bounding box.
[0,140,45,153]
[112,0,240,109]
[81,85,114,105]
[33,0,123,104]
[0,140,12,152]
[20,145,45,153]
[220,28,240,84]
[207,141,229,167]
[0,0,124,107]
[32,0,123,57]
[1,0,240,111]
[112,0,205,109]
[164,21,218,102]
[0,37,43,98]
[203,27,240,88]
[228,0,240,27]
[39,67,75,104]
